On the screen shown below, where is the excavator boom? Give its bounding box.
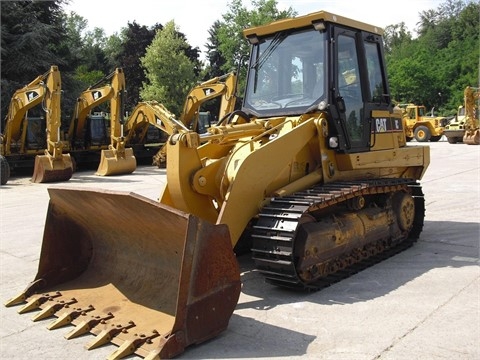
[462,86,480,144]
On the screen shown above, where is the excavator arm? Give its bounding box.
[68,84,115,145]
[68,68,131,148]
[180,72,237,131]
[462,86,480,144]
[95,68,137,176]
[148,72,238,167]
[31,66,73,183]
[125,101,189,145]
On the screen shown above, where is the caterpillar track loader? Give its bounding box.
[1,65,73,184]
[5,10,429,359]
[444,86,479,145]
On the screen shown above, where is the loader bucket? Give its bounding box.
[31,154,74,183]
[5,187,241,359]
[95,147,137,176]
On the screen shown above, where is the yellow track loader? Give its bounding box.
[5,10,430,359]
[1,65,73,183]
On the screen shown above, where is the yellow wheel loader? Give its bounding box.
[1,65,73,184]
[400,104,447,142]
[5,10,430,359]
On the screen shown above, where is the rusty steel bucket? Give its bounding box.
[5,187,241,359]
[96,147,137,176]
[31,153,74,183]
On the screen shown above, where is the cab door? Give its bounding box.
[330,26,394,153]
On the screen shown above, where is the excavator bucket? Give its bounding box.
[5,187,241,359]
[96,147,137,176]
[463,129,480,145]
[31,154,74,183]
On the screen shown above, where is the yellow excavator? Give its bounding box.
[444,86,479,145]
[1,65,73,184]
[125,101,186,144]
[149,71,238,166]
[5,11,430,359]
[67,67,136,175]
[179,71,237,131]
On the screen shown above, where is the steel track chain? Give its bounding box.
[251,178,425,291]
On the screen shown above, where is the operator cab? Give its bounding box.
[242,11,392,153]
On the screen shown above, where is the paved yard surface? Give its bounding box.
[1,140,479,359]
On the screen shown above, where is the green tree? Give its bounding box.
[111,22,162,110]
[1,0,69,128]
[214,0,296,95]
[383,22,412,54]
[387,0,479,113]
[204,20,227,80]
[140,21,198,116]
[58,12,111,122]
[218,0,296,71]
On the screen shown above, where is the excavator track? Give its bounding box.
[251,178,425,291]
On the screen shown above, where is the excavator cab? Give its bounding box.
[25,116,46,150]
[6,11,429,359]
[87,113,110,147]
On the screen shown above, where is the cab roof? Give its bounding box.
[243,10,384,39]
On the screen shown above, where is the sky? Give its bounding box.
[65,0,444,58]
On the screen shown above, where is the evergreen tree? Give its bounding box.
[140,21,198,116]
[1,0,68,126]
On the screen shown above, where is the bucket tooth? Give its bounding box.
[48,305,95,330]
[144,348,162,360]
[32,298,77,322]
[4,279,47,307]
[86,321,136,350]
[107,330,160,360]
[4,291,28,307]
[64,312,114,340]
[18,292,62,314]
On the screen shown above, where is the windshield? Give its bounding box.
[243,28,326,117]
